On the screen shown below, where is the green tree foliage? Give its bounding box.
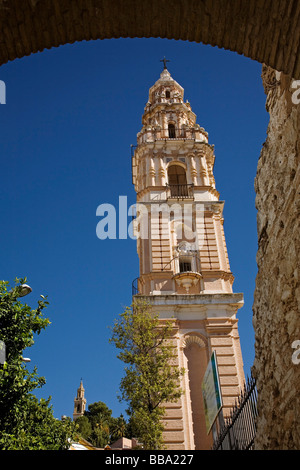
[76,401,129,447]
[75,415,92,441]
[110,414,128,442]
[0,278,76,450]
[110,300,185,450]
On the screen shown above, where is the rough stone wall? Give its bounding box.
[253,66,300,450]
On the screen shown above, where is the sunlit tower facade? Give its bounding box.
[131,63,245,450]
[73,379,86,421]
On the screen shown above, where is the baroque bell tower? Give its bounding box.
[73,379,86,421]
[131,62,245,450]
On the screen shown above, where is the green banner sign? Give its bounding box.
[202,351,222,433]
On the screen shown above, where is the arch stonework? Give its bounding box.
[181,334,206,350]
[0,0,299,78]
[182,334,211,450]
[0,0,299,451]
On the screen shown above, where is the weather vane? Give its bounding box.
[160,57,170,70]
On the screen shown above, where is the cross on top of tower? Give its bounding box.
[160,56,170,70]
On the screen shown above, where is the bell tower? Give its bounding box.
[73,379,86,421]
[131,62,245,450]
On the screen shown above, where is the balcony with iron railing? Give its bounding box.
[166,183,194,199]
[137,127,209,145]
[132,254,202,296]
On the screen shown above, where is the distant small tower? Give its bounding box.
[73,379,86,421]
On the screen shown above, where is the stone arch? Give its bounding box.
[0,1,299,78]
[166,160,187,172]
[181,333,206,350]
[182,333,211,450]
[1,0,299,451]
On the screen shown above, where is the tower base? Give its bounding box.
[136,293,245,450]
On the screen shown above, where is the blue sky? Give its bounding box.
[0,38,269,420]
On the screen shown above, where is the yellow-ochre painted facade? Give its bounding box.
[131,65,245,450]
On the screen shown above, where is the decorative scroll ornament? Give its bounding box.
[182,335,206,349]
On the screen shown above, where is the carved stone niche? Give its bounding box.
[181,334,206,350]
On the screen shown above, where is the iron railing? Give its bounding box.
[137,127,209,144]
[166,183,194,199]
[212,375,258,450]
[132,277,139,296]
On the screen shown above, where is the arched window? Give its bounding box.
[168,123,176,138]
[166,90,170,98]
[168,164,187,189]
